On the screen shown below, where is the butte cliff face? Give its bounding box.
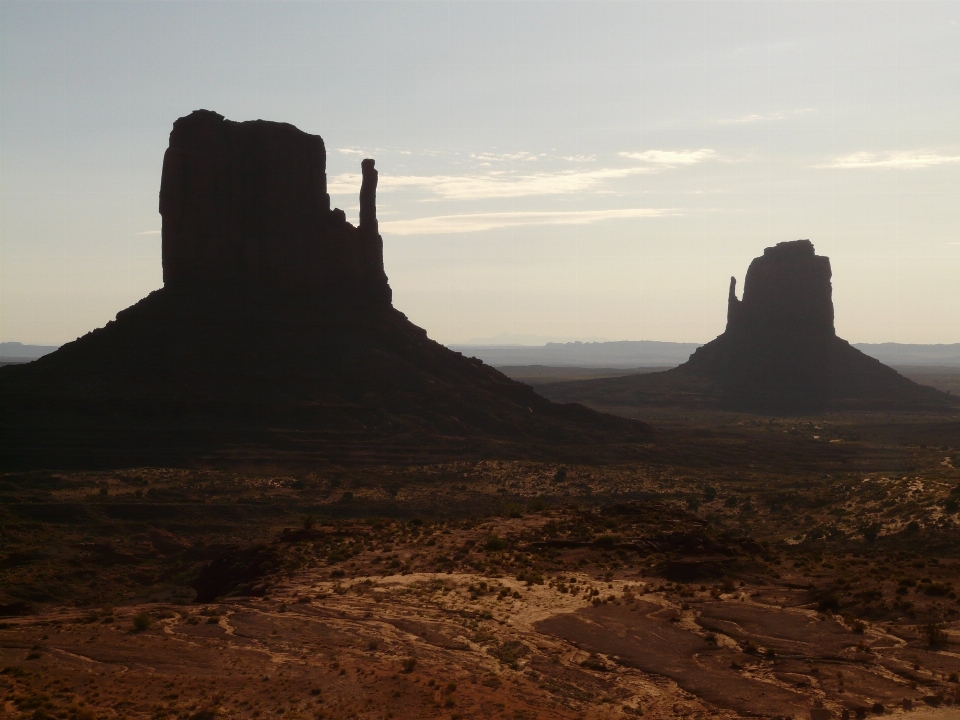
[725,240,834,338]
[160,110,390,305]
[539,240,955,414]
[684,239,843,410]
[0,111,648,468]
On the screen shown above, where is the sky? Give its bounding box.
[1,1,958,346]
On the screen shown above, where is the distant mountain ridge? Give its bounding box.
[5,340,959,367]
[0,343,59,361]
[449,340,960,369]
[447,341,702,368]
[851,343,960,367]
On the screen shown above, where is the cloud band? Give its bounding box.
[380,208,676,235]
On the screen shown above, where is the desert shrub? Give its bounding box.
[189,708,217,720]
[924,622,948,647]
[401,657,417,673]
[740,639,760,655]
[489,640,528,668]
[924,582,952,597]
[484,535,508,552]
[816,592,841,613]
[132,612,152,632]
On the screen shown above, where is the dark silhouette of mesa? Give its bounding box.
[0,110,648,468]
[539,240,956,414]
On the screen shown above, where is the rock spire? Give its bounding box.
[359,158,378,235]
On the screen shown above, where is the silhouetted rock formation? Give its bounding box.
[540,241,955,414]
[724,240,834,337]
[359,158,378,234]
[160,110,390,305]
[0,111,648,468]
[682,239,843,410]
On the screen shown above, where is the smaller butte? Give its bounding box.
[539,240,956,414]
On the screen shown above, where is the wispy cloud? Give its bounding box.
[470,151,541,163]
[817,151,960,170]
[327,149,710,201]
[338,147,367,156]
[380,208,675,235]
[328,166,654,200]
[618,149,716,165]
[718,108,814,124]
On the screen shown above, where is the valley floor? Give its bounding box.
[2,410,960,720]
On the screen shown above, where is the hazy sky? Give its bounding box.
[2,1,958,346]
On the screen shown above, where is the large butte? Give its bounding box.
[0,111,649,469]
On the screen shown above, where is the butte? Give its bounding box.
[539,240,956,414]
[0,110,648,468]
